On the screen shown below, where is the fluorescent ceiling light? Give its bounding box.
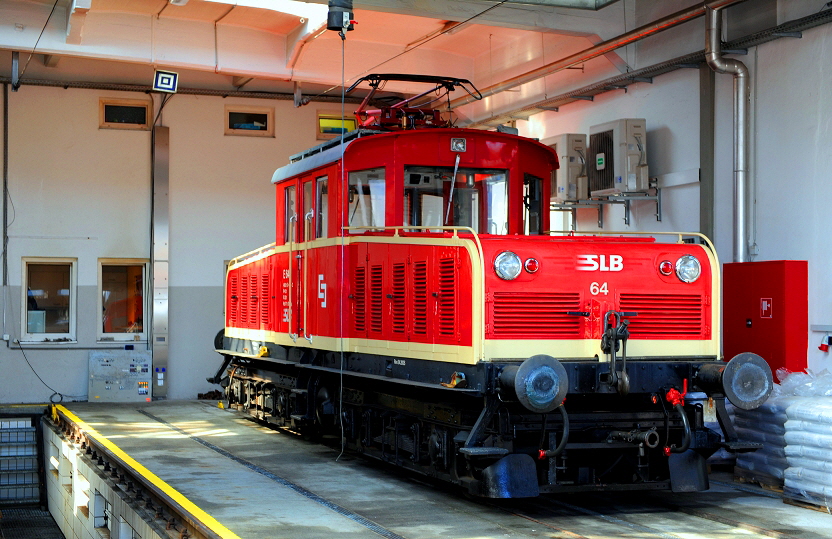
[203,0,327,19]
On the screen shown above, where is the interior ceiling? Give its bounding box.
[1,0,649,122]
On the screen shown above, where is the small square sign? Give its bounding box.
[153,70,179,93]
[760,298,773,319]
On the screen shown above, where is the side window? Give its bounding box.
[316,176,328,239]
[302,180,313,242]
[524,173,543,235]
[284,185,297,243]
[22,258,77,342]
[485,175,508,235]
[348,168,386,232]
[99,260,147,342]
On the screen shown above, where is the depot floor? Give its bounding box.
[44,401,832,539]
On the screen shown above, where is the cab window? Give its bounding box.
[302,180,313,241]
[524,173,543,235]
[316,176,328,238]
[403,166,508,234]
[284,185,297,243]
[348,168,386,232]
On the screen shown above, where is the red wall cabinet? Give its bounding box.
[723,260,808,374]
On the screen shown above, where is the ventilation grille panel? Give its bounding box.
[491,292,581,337]
[588,129,614,193]
[353,267,366,332]
[619,293,705,337]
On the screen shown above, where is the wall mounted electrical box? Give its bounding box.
[587,118,649,195]
[723,260,808,374]
[88,350,152,402]
[548,133,587,202]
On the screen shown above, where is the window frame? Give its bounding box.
[97,259,149,343]
[302,179,314,242]
[347,168,386,233]
[99,98,151,130]
[21,257,77,343]
[284,184,297,243]
[225,105,275,137]
[315,175,329,239]
[317,110,357,140]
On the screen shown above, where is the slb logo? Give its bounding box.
[577,254,623,272]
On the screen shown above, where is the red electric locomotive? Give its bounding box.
[213,75,773,497]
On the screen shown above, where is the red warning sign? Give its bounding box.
[760,298,773,319]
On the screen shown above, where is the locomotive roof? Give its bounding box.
[271,128,380,184]
[271,126,557,185]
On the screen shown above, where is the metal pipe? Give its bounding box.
[0,77,364,104]
[706,5,749,263]
[608,428,660,448]
[2,83,8,338]
[449,0,746,110]
[669,403,691,453]
[538,405,570,459]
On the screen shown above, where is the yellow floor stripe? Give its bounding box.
[54,405,242,539]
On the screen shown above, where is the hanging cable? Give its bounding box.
[15,0,61,90]
[336,27,348,462]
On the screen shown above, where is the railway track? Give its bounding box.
[55,402,829,539]
[485,493,814,539]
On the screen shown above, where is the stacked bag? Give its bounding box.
[782,370,832,507]
[734,395,797,483]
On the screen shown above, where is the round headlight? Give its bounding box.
[494,251,522,280]
[675,255,701,283]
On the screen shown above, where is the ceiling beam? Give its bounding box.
[301,0,625,38]
[286,17,327,72]
[66,0,91,45]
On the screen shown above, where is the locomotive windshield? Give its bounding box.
[403,166,508,234]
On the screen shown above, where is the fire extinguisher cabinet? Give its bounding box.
[723,260,808,375]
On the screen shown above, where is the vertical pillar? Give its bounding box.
[699,64,715,242]
[152,126,169,398]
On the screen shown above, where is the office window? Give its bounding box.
[225,105,274,137]
[99,98,150,130]
[22,258,76,342]
[99,260,147,341]
[317,111,357,140]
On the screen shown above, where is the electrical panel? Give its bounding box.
[723,260,808,374]
[88,350,152,402]
[587,118,649,195]
[549,133,587,202]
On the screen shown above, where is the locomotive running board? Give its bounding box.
[215,349,296,364]
[296,364,481,393]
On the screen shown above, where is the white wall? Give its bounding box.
[524,9,832,374]
[524,67,702,236]
[45,422,166,539]
[745,24,832,372]
[0,82,332,402]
